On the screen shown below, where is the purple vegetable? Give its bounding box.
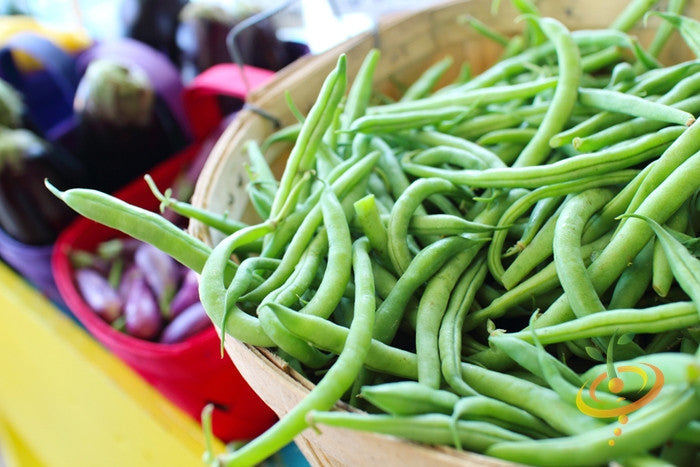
[74,267,123,323]
[118,263,144,302]
[123,275,163,340]
[159,301,210,344]
[134,242,180,311]
[0,127,78,244]
[169,267,200,318]
[73,58,187,193]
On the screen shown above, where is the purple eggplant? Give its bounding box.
[133,242,180,312]
[120,0,187,67]
[118,263,144,301]
[0,127,78,244]
[74,267,123,323]
[72,58,187,193]
[169,267,199,318]
[123,274,163,340]
[159,301,210,344]
[176,2,294,81]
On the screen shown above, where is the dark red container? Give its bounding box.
[51,145,278,442]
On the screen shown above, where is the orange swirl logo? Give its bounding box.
[576,363,664,446]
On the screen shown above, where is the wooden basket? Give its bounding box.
[189,1,698,465]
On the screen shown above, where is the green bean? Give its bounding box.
[553,188,614,319]
[449,395,561,440]
[262,147,379,259]
[549,111,631,148]
[350,106,475,134]
[647,0,688,57]
[581,163,653,244]
[387,177,463,274]
[610,0,661,31]
[370,77,558,115]
[489,171,636,284]
[673,420,700,445]
[262,230,327,309]
[404,130,507,168]
[652,206,689,297]
[625,213,700,313]
[359,381,459,415]
[257,305,331,368]
[549,60,700,148]
[375,235,487,344]
[608,240,654,309]
[577,87,696,126]
[507,301,699,345]
[217,236,375,467]
[402,126,681,189]
[410,145,493,171]
[501,204,562,289]
[199,221,277,348]
[529,317,624,410]
[575,95,700,152]
[447,111,526,140]
[245,152,379,302]
[337,49,380,157]
[45,182,233,277]
[507,195,562,257]
[460,15,510,47]
[269,302,417,379]
[416,247,477,388]
[260,122,301,152]
[465,232,612,331]
[269,55,347,220]
[486,386,700,467]
[583,351,699,396]
[459,361,605,435]
[296,190,352,319]
[245,140,278,202]
[489,333,583,387]
[143,175,251,237]
[438,261,488,386]
[476,127,537,146]
[399,56,454,102]
[512,17,581,167]
[307,412,530,452]
[654,12,700,58]
[448,29,631,93]
[353,194,389,261]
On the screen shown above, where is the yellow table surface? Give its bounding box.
[0,262,224,467]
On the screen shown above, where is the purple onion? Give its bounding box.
[133,242,180,311]
[169,268,200,318]
[159,301,210,344]
[74,267,123,323]
[123,275,163,340]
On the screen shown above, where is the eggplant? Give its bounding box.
[74,267,123,323]
[159,301,210,344]
[72,58,187,193]
[176,2,295,81]
[133,242,180,313]
[122,274,163,340]
[120,0,188,67]
[117,263,144,301]
[0,127,78,244]
[169,267,199,318]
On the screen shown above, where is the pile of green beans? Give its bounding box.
[47,1,700,466]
